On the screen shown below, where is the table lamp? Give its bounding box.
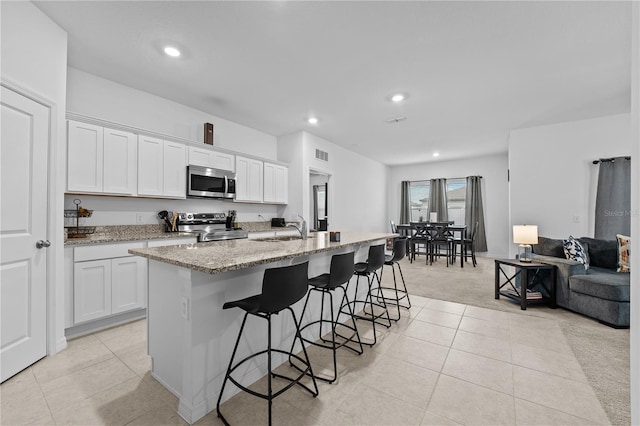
[513,225,538,263]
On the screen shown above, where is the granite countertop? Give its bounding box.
[129,231,395,275]
[64,225,197,246]
[64,222,297,246]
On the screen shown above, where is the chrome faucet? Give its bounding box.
[287,214,308,240]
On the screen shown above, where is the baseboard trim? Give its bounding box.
[65,309,146,339]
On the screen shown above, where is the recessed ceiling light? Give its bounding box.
[433,152,440,157]
[307,117,319,124]
[391,94,405,102]
[164,46,181,57]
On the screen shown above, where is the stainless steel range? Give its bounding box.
[176,212,248,242]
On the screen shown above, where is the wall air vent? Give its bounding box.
[315,148,329,162]
[386,116,407,123]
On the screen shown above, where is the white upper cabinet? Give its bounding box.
[163,141,187,198]
[263,162,288,204]
[67,120,136,195]
[67,121,104,193]
[212,151,235,172]
[137,135,164,196]
[137,137,186,198]
[103,128,137,195]
[235,155,263,202]
[188,146,235,172]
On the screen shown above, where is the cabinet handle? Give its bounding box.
[36,240,51,249]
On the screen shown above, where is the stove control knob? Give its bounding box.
[186,213,194,221]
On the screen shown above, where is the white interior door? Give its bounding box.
[1,86,49,383]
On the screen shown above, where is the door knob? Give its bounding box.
[36,240,51,249]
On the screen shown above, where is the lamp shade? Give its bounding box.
[513,225,538,244]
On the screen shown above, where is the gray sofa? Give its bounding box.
[531,236,630,328]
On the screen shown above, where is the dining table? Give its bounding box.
[397,222,468,267]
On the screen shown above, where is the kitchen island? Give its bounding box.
[129,231,394,423]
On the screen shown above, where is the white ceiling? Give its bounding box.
[34,1,631,166]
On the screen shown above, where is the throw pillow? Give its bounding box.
[563,236,589,270]
[616,234,630,273]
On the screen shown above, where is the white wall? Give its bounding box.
[67,68,277,160]
[508,113,632,252]
[1,1,68,354]
[278,131,389,233]
[64,68,284,224]
[388,153,509,258]
[630,2,639,423]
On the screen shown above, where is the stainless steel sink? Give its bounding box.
[252,235,314,242]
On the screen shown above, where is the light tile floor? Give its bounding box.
[0,296,611,425]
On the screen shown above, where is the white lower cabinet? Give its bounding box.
[74,259,112,324]
[67,237,197,330]
[72,242,146,325]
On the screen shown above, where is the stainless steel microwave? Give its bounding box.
[187,165,236,199]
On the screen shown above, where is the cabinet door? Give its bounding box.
[274,165,288,203]
[235,156,250,201]
[74,259,112,324]
[137,135,164,196]
[103,128,137,195]
[235,156,263,202]
[247,158,263,202]
[67,121,104,193]
[188,146,214,167]
[263,162,276,203]
[163,141,186,198]
[212,151,235,172]
[111,256,146,314]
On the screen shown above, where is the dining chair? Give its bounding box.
[427,223,454,266]
[454,221,478,267]
[409,222,430,263]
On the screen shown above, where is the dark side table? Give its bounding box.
[494,259,556,310]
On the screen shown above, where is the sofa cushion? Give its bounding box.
[616,234,631,272]
[578,237,617,270]
[569,273,630,302]
[563,236,589,270]
[533,236,565,258]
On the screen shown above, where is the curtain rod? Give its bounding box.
[407,176,482,183]
[592,156,631,164]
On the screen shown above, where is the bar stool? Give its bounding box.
[342,244,391,346]
[216,261,318,426]
[291,252,363,383]
[377,237,412,321]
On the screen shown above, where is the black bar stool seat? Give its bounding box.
[292,252,363,384]
[343,244,392,346]
[216,261,318,426]
[377,237,412,321]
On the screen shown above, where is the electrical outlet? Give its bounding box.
[136,213,144,224]
[181,297,190,320]
[572,215,581,223]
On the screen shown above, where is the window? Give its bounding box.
[409,180,429,222]
[408,178,467,224]
[446,178,466,225]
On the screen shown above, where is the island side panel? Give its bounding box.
[147,240,376,424]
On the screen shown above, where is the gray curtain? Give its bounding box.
[595,157,631,239]
[429,178,448,222]
[465,176,487,252]
[400,181,411,224]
